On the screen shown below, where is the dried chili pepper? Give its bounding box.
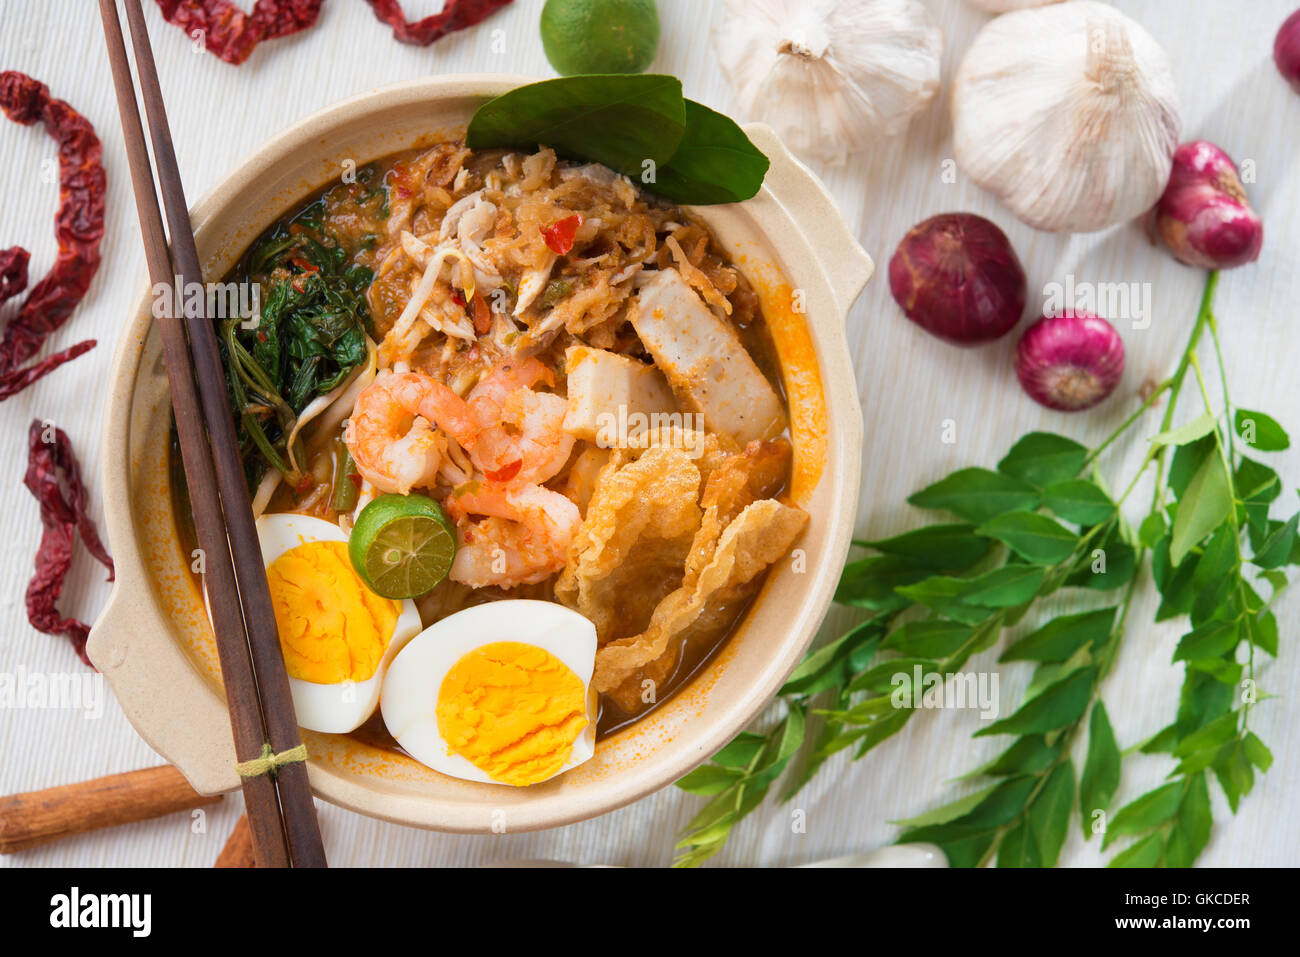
[0,72,104,400]
[1,247,29,306]
[154,0,324,65]
[23,420,114,665]
[365,0,514,46]
[0,341,97,402]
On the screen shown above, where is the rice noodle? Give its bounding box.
[383,241,474,358]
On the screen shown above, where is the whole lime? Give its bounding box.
[540,0,660,76]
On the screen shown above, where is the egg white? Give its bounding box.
[380,600,599,786]
[255,512,422,734]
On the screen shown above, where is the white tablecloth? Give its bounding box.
[2,0,1296,867]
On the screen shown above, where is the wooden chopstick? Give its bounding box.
[96,0,326,868]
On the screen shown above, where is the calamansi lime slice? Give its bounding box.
[348,494,456,599]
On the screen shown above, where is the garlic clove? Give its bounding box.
[952,1,1181,233]
[714,0,942,164]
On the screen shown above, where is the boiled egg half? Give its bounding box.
[381,600,598,787]
[256,513,422,734]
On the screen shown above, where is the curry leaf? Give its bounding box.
[1079,702,1120,840]
[977,511,1079,565]
[1234,408,1290,451]
[1108,833,1164,867]
[860,523,992,571]
[962,564,1046,607]
[1028,761,1075,866]
[1150,412,1217,446]
[908,468,1039,524]
[976,667,1097,737]
[1102,782,1184,849]
[1001,607,1116,663]
[997,432,1088,487]
[1042,480,1117,525]
[1170,451,1233,567]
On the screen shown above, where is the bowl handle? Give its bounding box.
[88,575,240,796]
[744,123,875,315]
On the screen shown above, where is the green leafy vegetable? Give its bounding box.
[466,75,768,205]
[222,198,373,486]
[673,271,1289,869]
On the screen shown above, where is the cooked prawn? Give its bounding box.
[446,482,581,588]
[466,357,575,484]
[344,371,478,495]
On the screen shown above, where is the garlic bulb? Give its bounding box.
[952,1,1181,233]
[714,0,942,164]
[963,0,1063,13]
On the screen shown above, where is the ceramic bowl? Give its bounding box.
[88,75,871,833]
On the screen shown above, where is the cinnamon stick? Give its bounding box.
[0,765,222,854]
[214,814,255,868]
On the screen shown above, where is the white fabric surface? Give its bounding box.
[1,0,1296,868]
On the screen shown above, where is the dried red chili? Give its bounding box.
[154,0,324,65]
[23,420,114,665]
[0,72,104,400]
[365,0,514,46]
[541,213,583,255]
[1,247,29,306]
[0,341,98,402]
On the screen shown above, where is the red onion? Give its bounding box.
[889,213,1027,345]
[1015,312,1125,412]
[1151,141,1263,270]
[1277,9,1300,93]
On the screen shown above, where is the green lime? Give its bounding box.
[348,493,456,599]
[540,0,660,76]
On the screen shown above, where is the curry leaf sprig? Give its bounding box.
[674,270,1293,867]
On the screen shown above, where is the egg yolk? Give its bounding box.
[436,641,589,787]
[266,540,400,685]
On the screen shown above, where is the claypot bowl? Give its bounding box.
[88,75,871,833]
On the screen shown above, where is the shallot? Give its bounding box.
[1150,141,1263,270]
[888,214,1027,346]
[1277,9,1300,93]
[1015,312,1125,412]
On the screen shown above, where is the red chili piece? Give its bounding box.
[365,0,514,46]
[0,72,104,401]
[154,0,324,65]
[471,290,492,335]
[541,213,583,255]
[24,420,114,665]
[484,460,521,483]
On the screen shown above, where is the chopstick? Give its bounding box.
[96,0,326,868]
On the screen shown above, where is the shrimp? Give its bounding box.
[446,482,581,588]
[343,372,478,495]
[466,357,575,484]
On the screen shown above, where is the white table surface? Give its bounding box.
[1,0,1296,868]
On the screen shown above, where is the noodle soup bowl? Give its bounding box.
[89,75,871,833]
